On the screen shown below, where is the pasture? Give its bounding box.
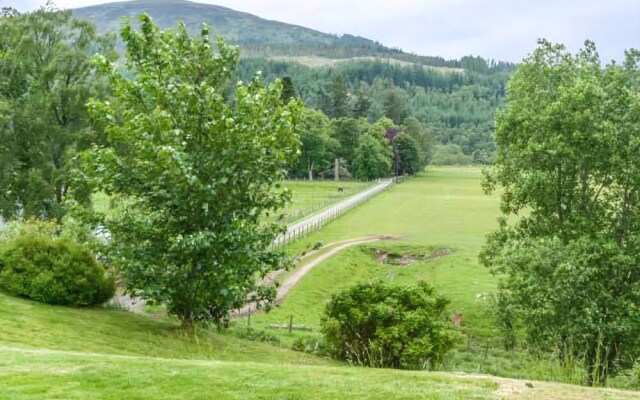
[94,180,373,225]
[239,167,635,387]
[244,166,500,338]
[2,167,639,398]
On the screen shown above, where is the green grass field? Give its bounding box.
[0,291,501,399]
[3,292,636,400]
[240,167,636,388]
[249,167,499,333]
[3,167,640,398]
[274,180,372,224]
[94,180,372,225]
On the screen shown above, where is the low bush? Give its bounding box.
[232,327,280,345]
[291,336,328,356]
[321,280,460,369]
[0,227,115,307]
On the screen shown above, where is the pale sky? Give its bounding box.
[3,0,639,63]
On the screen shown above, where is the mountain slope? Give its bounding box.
[71,0,460,68]
[72,0,380,48]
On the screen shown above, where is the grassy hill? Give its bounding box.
[2,292,638,399]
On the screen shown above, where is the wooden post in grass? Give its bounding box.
[484,339,490,359]
[289,315,293,333]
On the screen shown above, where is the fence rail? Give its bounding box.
[273,179,394,248]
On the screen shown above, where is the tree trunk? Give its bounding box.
[308,159,314,181]
[334,158,339,181]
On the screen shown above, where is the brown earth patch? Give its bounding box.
[370,247,454,266]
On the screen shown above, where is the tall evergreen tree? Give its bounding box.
[280,75,296,102]
[330,73,350,118]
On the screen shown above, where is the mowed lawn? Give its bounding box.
[248,167,501,336]
[0,293,499,399]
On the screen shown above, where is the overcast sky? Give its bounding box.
[4,0,639,62]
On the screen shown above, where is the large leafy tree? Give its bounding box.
[353,133,391,180]
[482,40,640,385]
[402,117,433,165]
[0,4,114,221]
[292,108,337,180]
[81,14,301,328]
[395,133,421,175]
[331,116,365,172]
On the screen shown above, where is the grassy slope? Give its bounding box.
[253,167,499,334]
[2,167,639,398]
[72,0,336,45]
[0,348,498,400]
[242,167,637,387]
[0,293,501,399]
[266,55,465,73]
[0,292,328,366]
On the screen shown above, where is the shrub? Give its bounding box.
[291,336,328,356]
[321,281,459,369]
[232,327,280,345]
[0,229,115,306]
[625,361,640,389]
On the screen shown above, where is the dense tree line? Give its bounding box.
[237,57,511,164]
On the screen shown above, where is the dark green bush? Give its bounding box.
[0,231,115,306]
[321,281,460,369]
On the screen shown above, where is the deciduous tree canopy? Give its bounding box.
[482,40,640,386]
[80,14,302,327]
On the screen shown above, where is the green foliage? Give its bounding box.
[290,336,328,356]
[321,281,459,369]
[232,327,280,346]
[624,361,640,389]
[290,108,337,180]
[238,58,507,162]
[395,134,422,175]
[80,14,302,327]
[402,117,434,165]
[383,88,408,124]
[482,40,640,385]
[329,73,350,118]
[280,76,297,102]
[0,221,115,306]
[353,133,392,180]
[330,116,365,171]
[431,144,473,165]
[0,5,115,221]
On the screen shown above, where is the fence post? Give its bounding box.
[289,314,293,334]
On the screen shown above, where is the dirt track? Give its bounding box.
[235,235,398,316]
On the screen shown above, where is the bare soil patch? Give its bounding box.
[369,247,454,266]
